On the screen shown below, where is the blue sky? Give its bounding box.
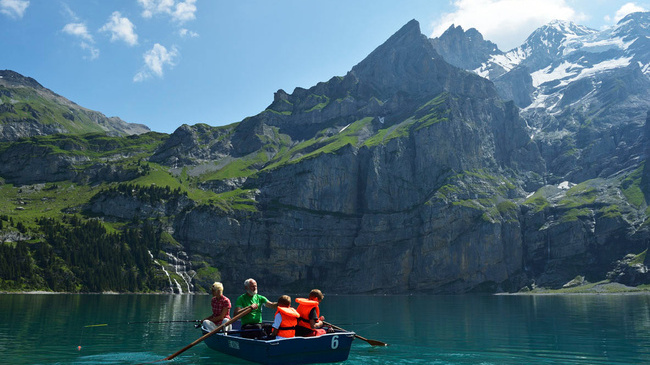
[1,0,648,134]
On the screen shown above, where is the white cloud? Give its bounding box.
[60,2,77,20]
[0,0,29,19]
[63,22,93,42]
[134,43,179,82]
[80,42,100,60]
[100,11,138,46]
[172,0,196,23]
[62,22,99,60]
[138,0,196,23]
[431,0,586,51]
[179,28,199,38]
[610,2,646,23]
[139,0,174,18]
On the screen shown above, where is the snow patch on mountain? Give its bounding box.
[525,56,633,111]
[639,61,650,73]
[578,35,636,54]
[525,92,556,110]
[475,47,529,77]
[581,56,633,77]
[530,57,633,88]
[530,61,580,87]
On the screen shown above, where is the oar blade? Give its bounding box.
[365,338,388,347]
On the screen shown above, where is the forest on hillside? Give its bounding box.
[0,214,169,292]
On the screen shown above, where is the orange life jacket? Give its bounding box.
[275,306,299,338]
[295,298,320,330]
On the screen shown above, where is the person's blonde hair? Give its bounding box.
[211,282,224,293]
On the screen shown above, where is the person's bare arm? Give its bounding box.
[310,317,325,329]
[234,303,258,316]
[309,308,324,329]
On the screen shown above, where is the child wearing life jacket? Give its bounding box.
[295,289,327,337]
[270,295,300,339]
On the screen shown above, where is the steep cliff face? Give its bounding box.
[173,143,535,294]
[164,20,550,293]
[521,175,649,288]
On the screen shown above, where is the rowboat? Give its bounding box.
[200,321,356,364]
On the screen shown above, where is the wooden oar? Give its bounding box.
[163,305,253,360]
[323,321,388,347]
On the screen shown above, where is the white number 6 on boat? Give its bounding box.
[331,335,339,350]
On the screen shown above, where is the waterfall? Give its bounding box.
[173,279,184,294]
[149,250,175,294]
[148,250,195,294]
[165,251,195,294]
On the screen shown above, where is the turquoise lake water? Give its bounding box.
[2,293,650,364]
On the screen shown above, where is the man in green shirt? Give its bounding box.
[234,278,277,339]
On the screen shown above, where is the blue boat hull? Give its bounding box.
[202,327,355,364]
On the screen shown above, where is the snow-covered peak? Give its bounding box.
[546,20,595,38]
[474,20,597,80]
[522,20,596,55]
[463,12,650,114]
[474,21,596,79]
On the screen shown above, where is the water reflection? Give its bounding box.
[325,295,650,364]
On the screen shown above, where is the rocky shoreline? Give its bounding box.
[512,281,650,295]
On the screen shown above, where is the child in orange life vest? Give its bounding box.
[270,295,300,339]
[295,289,327,337]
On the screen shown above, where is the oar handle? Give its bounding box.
[323,321,344,331]
[164,306,253,360]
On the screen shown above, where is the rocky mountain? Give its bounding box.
[432,12,650,184]
[2,17,650,294]
[430,24,501,71]
[0,70,150,142]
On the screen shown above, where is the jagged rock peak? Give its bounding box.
[430,24,501,70]
[351,19,494,100]
[392,18,421,38]
[440,24,493,46]
[350,20,439,96]
[0,70,44,89]
[273,89,290,103]
[353,19,429,65]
